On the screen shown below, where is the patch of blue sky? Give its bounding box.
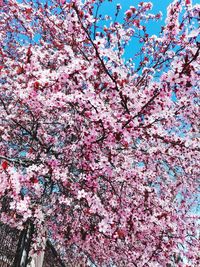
[17,33,32,46]
[33,32,42,43]
[93,1,168,58]
[19,151,27,157]
[171,91,178,102]
[98,0,200,58]
[168,115,191,138]
[137,161,145,168]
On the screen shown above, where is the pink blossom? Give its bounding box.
[0,0,199,266]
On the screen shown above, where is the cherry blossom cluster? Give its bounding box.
[0,0,199,266]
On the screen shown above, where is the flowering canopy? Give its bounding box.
[0,0,199,266]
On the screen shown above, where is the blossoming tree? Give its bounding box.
[0,0,199,266]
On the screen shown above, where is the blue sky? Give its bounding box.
[98,0,199,59]
[99,0,199,32]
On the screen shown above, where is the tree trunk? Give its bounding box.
[13,221,34,267]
